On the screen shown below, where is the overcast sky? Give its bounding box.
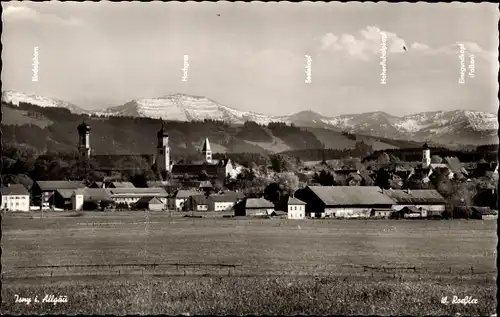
[2,2,498,117]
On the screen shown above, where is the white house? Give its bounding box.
[287,197,306,219]
[1,184,30,212]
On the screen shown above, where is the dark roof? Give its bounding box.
[175,190,200,199]
[307,186,395,206]
[105,188,168,197]
[1,184,29,196]
[36,181,86,191]
[56,189,76,199]
[288,197,306,205]
[245,198,274,209]
[74,188,113,202]
[190,194,210,205]
[136,196,164,205]
[210,194,240,203]
[383,189,445,204]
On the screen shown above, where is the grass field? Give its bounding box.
[1,212,497,315]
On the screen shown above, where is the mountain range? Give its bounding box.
[2,90,498,146]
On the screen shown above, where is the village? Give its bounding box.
[1,121,497,221]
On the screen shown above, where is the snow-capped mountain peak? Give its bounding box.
[2,90,88,114]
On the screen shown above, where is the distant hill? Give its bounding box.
[1,101,414,157]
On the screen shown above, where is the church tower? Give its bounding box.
[201,137,212,163]
[77,121,91,158]
[156,121,170,172]
[422,142,431,168]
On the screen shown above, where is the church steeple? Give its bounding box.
[155,119,170,173]
[201,137,212,163]
[77,120,91,158]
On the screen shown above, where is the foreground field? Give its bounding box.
[1,212,497,315]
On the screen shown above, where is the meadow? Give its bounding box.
[1,212,497,315]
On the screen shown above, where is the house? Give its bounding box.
[186,194,210,211]
[211,193,242,211]
[369,208,393,219]
[89,181,104,188]
[383,189,446,218]
[72,188,114,211]
[294,186,395,218]
[53,189,77,210]
[104,188,168,207]
[135,197,165,211]
[1,184,30,212]
[234,198,275,217]
[287,197,306,219]
[169,189,201,211]
[392,206,427,219]
[31,181,86,207]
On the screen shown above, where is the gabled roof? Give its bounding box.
[190,194,210,205]
[175,189,200,199]
[383,189,445,204]
[210,194,240,203]
[400,206,421,214]
[74,188,113,202]
[106,181,135,188]
[307,186,395,206]
[36,181,85,191]
[136,196,164,205]
[288,197,306,205]
[201,138,211,152]
[444,157,464,175]
[56,189,77,199]
[1,184,29,196]
[105,188,168,197]
[245,198,274,209]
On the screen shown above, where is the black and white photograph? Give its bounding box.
[1,1,498,315]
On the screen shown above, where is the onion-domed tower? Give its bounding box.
[77,121,91,158]
[155,121,170,172]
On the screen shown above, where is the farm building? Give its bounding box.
[169,189,201,211]
[135,197,165,211]
[287,197,306,219]
[211,193,242,211]
[31,181,86,208]
[186,195,210,211]
[234,198,275,217]
[72,188,114,211]
[104,188,168,207]
[369,208,393,218]
[294,186,395,218]
[1,184,30,212]
[391,206,428,219]
[383,189,445,218]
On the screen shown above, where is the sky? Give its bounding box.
[2,2,498,117]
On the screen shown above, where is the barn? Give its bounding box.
[294,186,395,218]
[234,198,275,217]
[135,197,165,211]
[383,189,446,218]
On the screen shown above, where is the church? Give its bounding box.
[77,121,235,182]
